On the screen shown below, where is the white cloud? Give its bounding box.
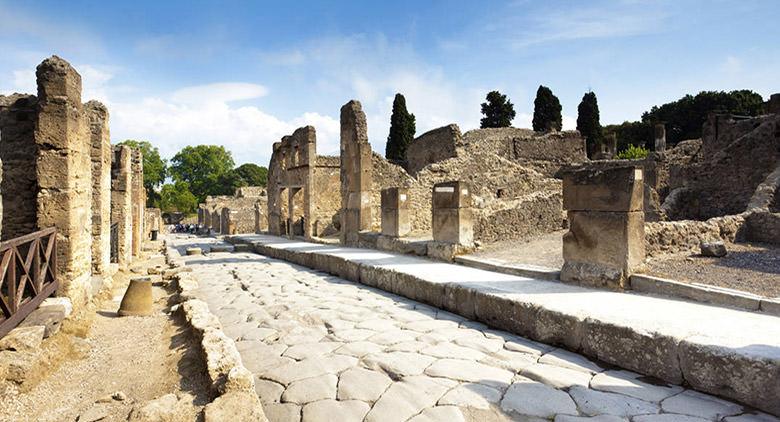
[109,85,338,167]
[721,56,743,74]
[170,82,269,105]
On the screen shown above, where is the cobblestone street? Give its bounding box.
[169,237,769,422]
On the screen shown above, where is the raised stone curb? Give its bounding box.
[630,273,780,316]
[228,234,780,417]
[162,239,268,421]
[454,255,561,281]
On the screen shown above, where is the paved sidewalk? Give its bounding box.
[169,235,777,422]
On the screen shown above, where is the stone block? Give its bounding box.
[19,304,66,338]
[432,181,472,209]
[381,187,409,210]
[561,211,644,289]
[432,208,473,245]
[562,165,644,212]
[580,318,683,384]
[0,326,45,352]
[678,336,780,416]
[381,208,410,237]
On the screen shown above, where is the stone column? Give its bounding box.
[34,56,93,306]
[86,101,111,276]
[381,187,410,237]
[605,134,617,158]
[340,100,372,246]
[130,149,144,257]
[432,181,473,245]
[561,164,645,289]
[111,146,133,269]
[654,123,666,152]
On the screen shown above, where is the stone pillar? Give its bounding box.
[34,56,93,306]
[605,133,617,158]
[254,202,268,233]
[768,93,780,115]
[561,164,645,289]
[111,146,133,269]
[130,149,144,257]
[654,123,666,152]
[381,187,410,237]
[145,208,161,239]
[432,181,473,245]
[86,101,111,276]
[340,100,373,246]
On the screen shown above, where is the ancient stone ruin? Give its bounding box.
[199,186,267,235]
[0,56,148,309]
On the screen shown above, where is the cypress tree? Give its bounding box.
[576,91,603,156]
[532,85,563,132]
[480,90,516,128]
[385,93,416,161]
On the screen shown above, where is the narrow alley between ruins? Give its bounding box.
[168,235,759,422]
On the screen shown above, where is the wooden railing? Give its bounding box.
[0,227,58,338]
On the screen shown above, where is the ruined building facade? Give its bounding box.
[0,56,148,309]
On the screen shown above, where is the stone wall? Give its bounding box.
[311,159,341,237]
[662,114,780,220]
[0,94,39,240]
[87,101,112,275]
[35,56,93,305]
[235,186,265,198]
[111,146,133,268]
[644,214,746,257]
[406,125,462,176]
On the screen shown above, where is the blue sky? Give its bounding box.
[1,0,778,165]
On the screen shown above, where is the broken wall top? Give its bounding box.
[561,161,644,212]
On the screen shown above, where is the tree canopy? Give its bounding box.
[641,89,765,145]
[480,91,516,128]
[385,93,416,162]
[532,85,562,132]
[169,145,235,202]
[117,139,167,206]
[576,91,603,157]
[232,163,268,187]
[159,181,198,213]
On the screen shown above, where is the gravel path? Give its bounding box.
[174,236,775,422]
[647,242,780,298]
[468,230,565,269]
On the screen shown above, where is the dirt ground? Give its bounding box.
[471,230,565,269]
[0,251,211,422]
[647,241,780,298]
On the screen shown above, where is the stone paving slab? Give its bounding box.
[226,233,780,417]
[168,235,780,421]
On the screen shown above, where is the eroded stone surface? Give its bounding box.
[171,236,756,422]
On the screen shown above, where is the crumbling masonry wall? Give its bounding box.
[0,94,39,240]
[111,146,133,268]
[87,101,112,275]
[130,149,144,257]
[34,56,93,305]
[340,101,372,245]
[266,126,340,239]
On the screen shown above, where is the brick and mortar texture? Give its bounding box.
[130,148,145,257]
[86,100,112,275]
[111,145,134,269]
[34,56,94,306]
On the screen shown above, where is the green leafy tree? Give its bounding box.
[385,93,416,161]
[169,145,235,202]
[576,91,603,157]
[117,140,167,207]
[480,91,516,128]
[159,181,198,213]
[233,163,268,187]
[641,90,765,145]
[603,121,653,152]
[616,144,649,160]
[532,85,562,132]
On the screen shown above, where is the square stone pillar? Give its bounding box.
[111,146,133,269]
[35,56,93,306]
[654,123,666,152]
[561,164,645,289]
[768,93,780,115]
[86,101,111,276]
[381,187,410,237]
[340,100,372,246]
[432,181,473,245]
[130,149,144,257]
